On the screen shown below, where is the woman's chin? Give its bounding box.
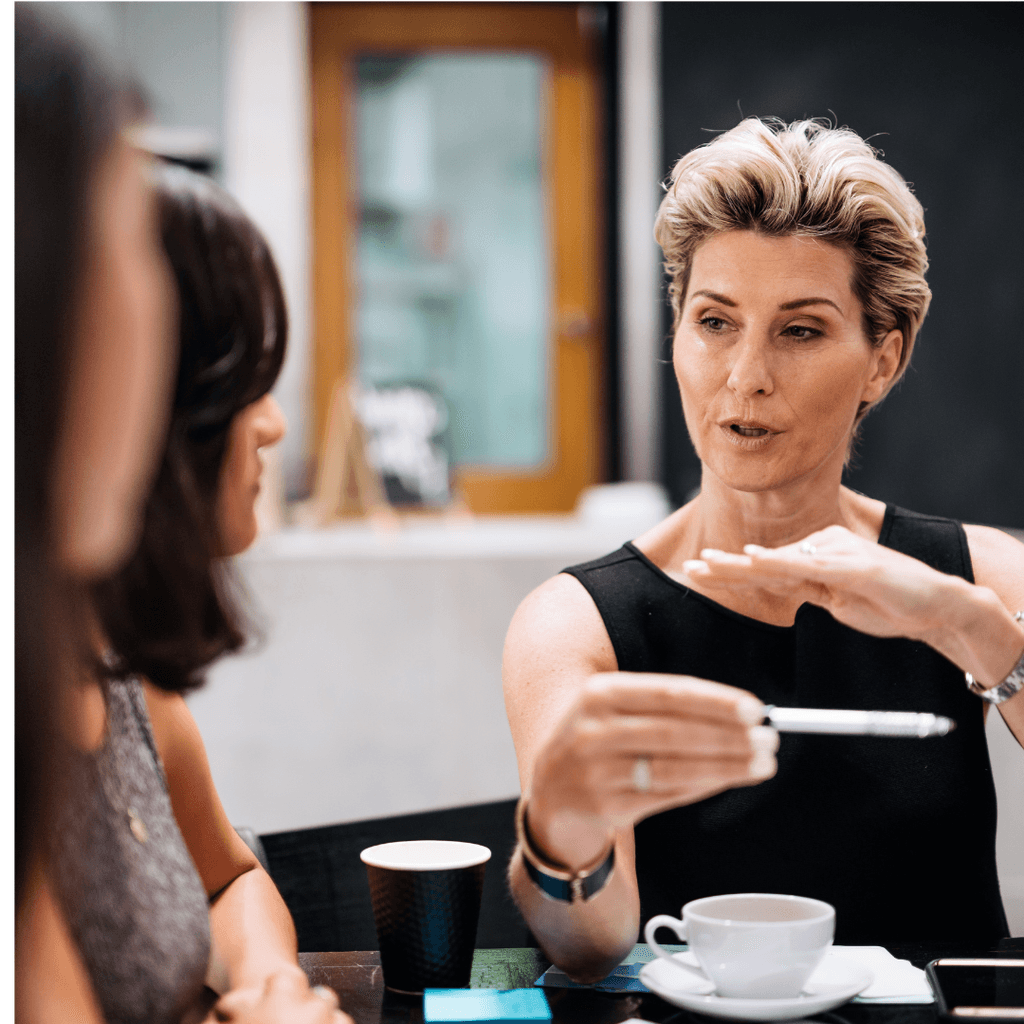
[700,454,804,496]
[218,516,260,558]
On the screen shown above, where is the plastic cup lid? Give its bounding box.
[360,839,492,871]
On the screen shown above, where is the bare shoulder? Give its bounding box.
[141,681,204,775]
[503,572,617,686]
[963,524,1024,608]
[142,681,192,730]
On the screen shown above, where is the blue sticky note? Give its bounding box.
[423,987,552,1023]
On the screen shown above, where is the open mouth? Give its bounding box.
[731,424,769,437]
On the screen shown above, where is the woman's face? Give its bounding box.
[52,138,177,576]
[216,393,287,556]
[674,230,902,495]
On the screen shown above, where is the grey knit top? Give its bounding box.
[53,679,211,1024]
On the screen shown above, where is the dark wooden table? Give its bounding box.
[299,942,1023,1024]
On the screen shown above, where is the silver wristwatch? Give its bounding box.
[966,611,1024,706]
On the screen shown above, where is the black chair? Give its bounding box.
[259,798,537,953]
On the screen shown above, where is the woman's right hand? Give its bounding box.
[524,672,779,871]
[212,969,353,1024]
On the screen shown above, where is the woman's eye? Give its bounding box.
[698,316,728,332]
[783,324,821,340]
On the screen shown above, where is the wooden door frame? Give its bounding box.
[309,2,606,513]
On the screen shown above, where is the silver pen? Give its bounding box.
[764,705,956,737]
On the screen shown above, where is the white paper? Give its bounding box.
[829,946,933,1003]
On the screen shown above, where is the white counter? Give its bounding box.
[187,516,1024,933]
[188,516,641,831]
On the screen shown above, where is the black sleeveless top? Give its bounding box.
[563,505,1008,945]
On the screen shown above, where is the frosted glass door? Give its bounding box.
[354,54,550,469]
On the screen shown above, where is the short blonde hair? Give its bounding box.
[655,118,931,404]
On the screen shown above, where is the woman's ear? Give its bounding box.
[861,329,904,405]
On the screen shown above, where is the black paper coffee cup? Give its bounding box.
[360,840,491,994]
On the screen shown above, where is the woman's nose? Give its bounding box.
[726,336,773,397]
[257,394,287,447]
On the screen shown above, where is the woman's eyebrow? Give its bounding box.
[778,297,843,313]
[689,289,736,306]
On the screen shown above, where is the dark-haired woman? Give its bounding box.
[47,163,351,1024]
[16,13,347,1023]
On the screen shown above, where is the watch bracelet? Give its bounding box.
[515,797,615,903]
[966,610,1024,706]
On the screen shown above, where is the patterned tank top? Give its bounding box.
[52,678,211,1024]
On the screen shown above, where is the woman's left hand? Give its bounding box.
[682,524,952,643]
[683,524,1024,692]
[207,966,352,1023]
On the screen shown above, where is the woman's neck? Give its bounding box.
[636,468,886,574]
[633,472,885,627]
[691,473,870,555]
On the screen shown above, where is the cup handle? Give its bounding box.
[644,915,709,983]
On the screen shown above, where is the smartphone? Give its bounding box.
[926,959,1024,1019]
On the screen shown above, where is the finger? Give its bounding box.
[604,733,778,792]
[599,751,777,819]
[680,555,792,585]
[680,566,817,596]
[215,971,315,1019]
[215,990,253,1017]
[684,555,833,601]
[692,551,822,580]
[582,716,769,760]
[652,752,778,792]
[586,672,765,725]
[740,547,846,575]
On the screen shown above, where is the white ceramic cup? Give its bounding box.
[644,893,836,999]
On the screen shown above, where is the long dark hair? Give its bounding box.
[93,165,288,694]
[15,6,127,902]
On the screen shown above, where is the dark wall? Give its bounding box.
[659,2,1023,528]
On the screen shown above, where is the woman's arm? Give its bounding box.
[685,524,1024,748]
[16,863,106,1024]
[142,684,306,999]
[962,525,1024,746]
[503,574,774,982]
[504,575,638,982]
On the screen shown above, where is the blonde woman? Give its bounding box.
[503,118,1024,981]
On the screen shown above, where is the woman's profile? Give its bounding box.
[15,10,350,1016]
[503,117,1024,981]
[75,162,351,1024]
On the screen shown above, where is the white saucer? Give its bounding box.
[639,953,874,1021]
